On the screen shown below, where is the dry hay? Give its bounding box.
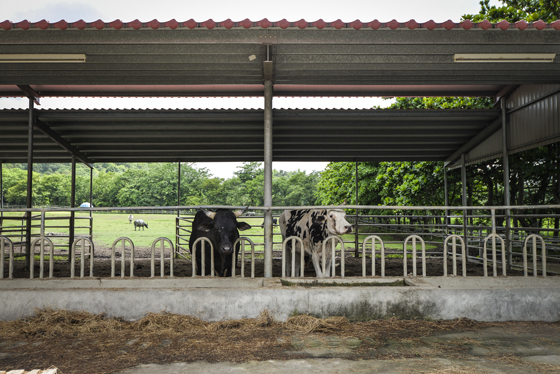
[1,308,557,374]
[286,314,348,333]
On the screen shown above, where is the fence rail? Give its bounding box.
[2,204,559,280]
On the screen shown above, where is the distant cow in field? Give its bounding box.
[245,211,256,216]
[261,218,278,226]
[280,208,352,278]
[189,208,251,277]
[134,219,148,231]
[128,214,134,224]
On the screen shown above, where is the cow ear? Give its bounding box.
[197,223,212,232]
[315,215,326,223]
[237,222,252,231]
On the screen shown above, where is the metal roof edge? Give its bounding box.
[1,18,559,31]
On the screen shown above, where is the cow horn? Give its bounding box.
[233,206,248,218]
[202,209,216,219]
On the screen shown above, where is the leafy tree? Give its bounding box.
[388,97,494,110]
[273,170,320,206]
[2,168,32,206]
[462,0,560,23]
[316,163,381,208]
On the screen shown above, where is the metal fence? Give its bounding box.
[1,204,559,279]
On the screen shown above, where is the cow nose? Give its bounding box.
[222,246,232,255]
[345,225,353,233]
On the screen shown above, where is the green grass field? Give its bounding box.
[1,212,437,254]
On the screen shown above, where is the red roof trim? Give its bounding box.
[460,20,474,30]
[405,20,419,30]
[221,19,234,29]
[257,18,272,28]
[165,19,178,29]
[515,20,529,30]
[240,19,253,29]
[147,19,161,30]
[54,20,68,30]
[350,20,363,30]
[91,19,105,30]
[72,20,87,30]
[1,20,12,30]
[312,19,327,29]
[423,20,437,30]
[1,19,559,31]
[442,20,455,30]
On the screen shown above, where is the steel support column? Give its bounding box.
[89,166,93,240]
[354,160,359,257]
[25,98,34,269]
[0,162,3,235]
[176,161,181,255]
[69,155,76,254]
[444,163,449,236]
[461,154,468,255]
[502,100,512,270]
[177,161,181,213]
[263,80,273,278]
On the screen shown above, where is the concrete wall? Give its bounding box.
[1,277,559,322]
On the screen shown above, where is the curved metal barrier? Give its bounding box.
[232,237,255,278]
[523,234,547,277]
[443,235,466,277]
[191,237,214,277]
[322,236,345,278]
[150,237,174,278]
[403,235,426,277]
[483,234,506,277]
[30,237,55,279]
[0,236,14,279]
[281,236,305,278]
[362,235,385,277]
[111,237,135,278]
[71,237,95,278]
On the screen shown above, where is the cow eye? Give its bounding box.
[329,214,333,218]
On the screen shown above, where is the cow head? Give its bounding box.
[197,208,251,255]
[320,209,352,236]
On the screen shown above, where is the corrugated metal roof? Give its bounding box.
[0,108,500,164]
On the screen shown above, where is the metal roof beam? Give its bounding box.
[34,119,94,168]
[445,117,502,165]
[17,85,40,105]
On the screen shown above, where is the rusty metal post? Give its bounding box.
[25,97,34,269]
[263,80,273,278]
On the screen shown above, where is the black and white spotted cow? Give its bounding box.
[279,209,352,278]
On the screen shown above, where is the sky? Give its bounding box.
[0,0,499,179]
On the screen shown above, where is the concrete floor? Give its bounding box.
[115,325,560,374]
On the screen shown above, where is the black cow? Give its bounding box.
[189,209,251,277]
[261,218,278,226]
[134,219,148,230]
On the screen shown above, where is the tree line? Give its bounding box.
[1,162,320,208]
